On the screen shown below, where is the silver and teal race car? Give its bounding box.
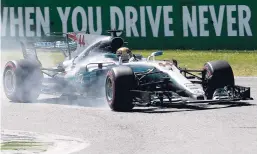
[3,30,253,111]
[104,51,253,111]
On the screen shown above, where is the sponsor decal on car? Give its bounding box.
[34,42,55,48]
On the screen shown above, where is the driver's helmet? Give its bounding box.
[116,47,133,62]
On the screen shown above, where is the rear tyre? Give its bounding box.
[105,66,135,112]
[203,60,235,99]
[3,60,42,102]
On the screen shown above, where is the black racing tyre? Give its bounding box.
[203,60,235,99]
[105,66,136,112]
[3,60,42,102]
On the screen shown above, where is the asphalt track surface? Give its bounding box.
[1,78,257,154]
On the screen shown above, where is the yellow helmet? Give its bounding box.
[116,47,132,62]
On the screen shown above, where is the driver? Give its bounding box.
[116,47,133,62]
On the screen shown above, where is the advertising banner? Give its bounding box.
[1,0,257,49]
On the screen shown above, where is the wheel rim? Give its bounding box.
[4,69,16,94]
[106,77,113,101]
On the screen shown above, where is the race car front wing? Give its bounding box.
[130,85,253,107]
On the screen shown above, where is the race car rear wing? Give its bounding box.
[20,29,125,62]
[20,32,79,62]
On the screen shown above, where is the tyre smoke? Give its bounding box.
[1,37,114,109]
[60,52,116,108]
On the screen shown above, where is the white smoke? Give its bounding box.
[38,50,117,108]
[1,16,113,109]
[62,52,117,108]
[1,43,112,109]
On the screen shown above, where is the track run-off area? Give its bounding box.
[1,77,256,154]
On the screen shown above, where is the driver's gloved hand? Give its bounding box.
[129,56,135,62]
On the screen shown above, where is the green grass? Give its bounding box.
[1,50,257,76]
[1,141,51,151]
[135,50,257,76]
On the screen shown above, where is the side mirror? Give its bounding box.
[151,51,163,57]
[148,51,163,61]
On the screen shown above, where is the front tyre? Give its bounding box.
[203,60,235,99]
[105,66,135,112]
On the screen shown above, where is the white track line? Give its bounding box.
[235,76,257,79]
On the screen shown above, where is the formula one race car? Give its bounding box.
[2,30,253,112]
[104,51,253,111]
